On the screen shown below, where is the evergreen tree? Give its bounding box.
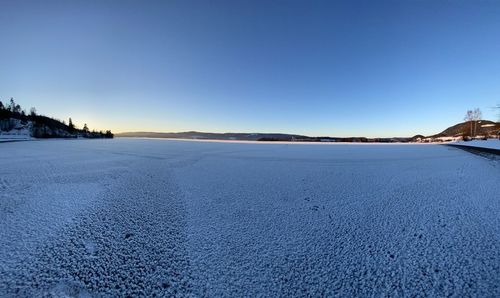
[105,130,114,138]
[83,123,89,132]
[0,100,6,119]
[9,98,15,112]
[68,118,75,133]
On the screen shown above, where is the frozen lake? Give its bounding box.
[1,139,499,296]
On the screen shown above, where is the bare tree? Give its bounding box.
[473,108,482,120]
[472,108,482,137]
[464,109,474,137]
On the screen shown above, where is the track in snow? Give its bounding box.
[1,139,499,296]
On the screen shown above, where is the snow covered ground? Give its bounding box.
[0,135,34,142]
[451,139,500,150]
[0,139,499,296]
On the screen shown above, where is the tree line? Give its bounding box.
[0,98,113,138]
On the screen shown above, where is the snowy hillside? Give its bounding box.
[1,139,499,296]
[431,120,499,138]
[0,99,114,139]
[0,118,33,141]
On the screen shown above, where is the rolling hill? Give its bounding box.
[431,120,499,138]
[117,120,499,142]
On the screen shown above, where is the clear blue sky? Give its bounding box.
[1,0,499,137]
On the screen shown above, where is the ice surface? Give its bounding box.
[0,139,499,296]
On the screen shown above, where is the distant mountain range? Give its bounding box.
[115,131,411,142]
[116,120,499,143]
[116,131,416,142]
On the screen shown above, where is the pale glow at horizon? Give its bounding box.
[1,0,499,137]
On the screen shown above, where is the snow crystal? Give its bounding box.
[1,139,499,296]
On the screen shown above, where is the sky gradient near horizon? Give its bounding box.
[1,0,499,137]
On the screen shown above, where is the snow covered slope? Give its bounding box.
[0,139,499,296]
[0,118,33,142]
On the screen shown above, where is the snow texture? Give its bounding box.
[1,139,499,296]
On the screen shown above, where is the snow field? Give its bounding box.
[0,139,499,296]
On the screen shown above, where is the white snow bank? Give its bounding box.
[451,139,500,150]
[0,134,34,142]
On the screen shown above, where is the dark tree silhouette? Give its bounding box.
[1,99,113,139]
[68,118,75,133]
[105,130,114,138]
[0,100,7,119]
[9,98,15,112]
[9,98,21,114]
